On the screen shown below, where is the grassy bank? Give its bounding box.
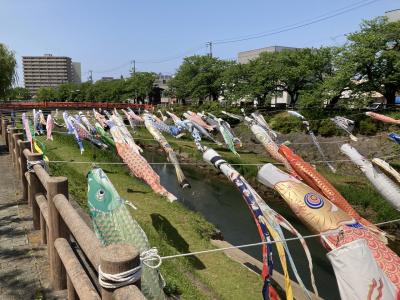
[38,133,264,300]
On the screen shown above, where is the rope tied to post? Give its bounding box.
[27,160,47,173]
[98,247,162,289]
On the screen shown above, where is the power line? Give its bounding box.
[212,0,381,45]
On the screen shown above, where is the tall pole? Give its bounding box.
[207,42,213,57]
[131,60,136,75]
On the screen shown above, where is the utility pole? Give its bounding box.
[206,42,213,57]
[131,60,136,75]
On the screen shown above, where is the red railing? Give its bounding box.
[0,101,154,110]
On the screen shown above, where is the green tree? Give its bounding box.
[36,87,57,101]
[126,72,157,101]
[169,55,233,103]
[221,62,252,102]
[254,47,333,106]
[343,17,400,105]
[5,87,31,100]
[0,44,17,99]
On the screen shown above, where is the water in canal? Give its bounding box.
[144,151,339,300]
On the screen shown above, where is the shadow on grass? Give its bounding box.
[151,213,205,270]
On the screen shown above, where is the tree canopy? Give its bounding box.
[0,44,17,99]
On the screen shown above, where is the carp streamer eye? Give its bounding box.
[97,189,105,201]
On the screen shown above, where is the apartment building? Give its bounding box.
[23,54,81,95]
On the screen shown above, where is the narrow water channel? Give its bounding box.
[144,151,340,300]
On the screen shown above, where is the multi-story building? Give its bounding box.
[22,54,81,95]
[71,62,82,84]
[237,45,297,64]
[385,9,400,22]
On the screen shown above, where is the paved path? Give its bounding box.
[0,141,52,299]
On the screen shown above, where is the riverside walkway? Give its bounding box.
[0,140,53,299]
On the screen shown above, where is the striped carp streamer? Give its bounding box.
[278,144,386,241]
[340,144,400,211]
[366,111,400,125]
[251,112,278,139]
[46,114,54,141]
[87,167,166,300]
[207,114,240,156]
[331,116,357,141]
[158,110,168,122]
[107,119,177,202]
[257,163,400,290]
[143,113,190,189]
[69,116,107,149]
[198,112,219,128]
[287,110,336,173]
[93,109,108,128]
[22,113,33,152]
[203,147,318,300]
[221,110,244,121]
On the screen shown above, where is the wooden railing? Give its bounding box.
[0,101,154,110]
[1,118,146,300]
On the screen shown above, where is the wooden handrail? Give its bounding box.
[54,238,100,300]
[53,193,102,268]
[1,115,146,300]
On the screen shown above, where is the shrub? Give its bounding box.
[358,118,378,135]
[316,119,341,137]
[269,112,303,134]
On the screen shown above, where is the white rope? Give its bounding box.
[98,248,162,289]
[45,152,400,167]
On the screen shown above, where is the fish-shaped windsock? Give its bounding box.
[251,112,277,139]
[157,110,168,122]
[340,144,400,211]
[79,111,97,135]
[127,108,144,123]
[257,164,400,289]
[199,112,219,128]
[33,109,38,134]
[22,113,33,151]
[166,111,182,124]
[38,110,46,134]
[388,132,400,144]
[95,122,115,148]
[331,116,357,141]
[183,120,221,145]
[87,167,166,300]
[93,109,108,128]
[372,158,400,186]
[64,113,84,154]
[184,112,215,132]
[107,120,177,202]
[109,111,142,154]
[46,114,54,141]
[278,144,384,239]
[221,110,244,122]
[366,112,400,125]
[70,117,107,150]
[203,148,318,300]
[246,117,297,177]
[143,114,190,189]
[287,111,336,173]
[216,118,240,156]
[327,239,398,300]
[121,109,137,131]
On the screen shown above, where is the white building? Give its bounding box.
[385,9,400,22]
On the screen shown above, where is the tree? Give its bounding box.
[0,44,17,100]
[342,17,400,105]
[5,87,31,100]
[169,55,233,103]
[221,62,252,102]
[36,87,57,101]
[126,72,157,101]
[254,48,334,106]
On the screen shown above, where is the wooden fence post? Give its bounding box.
[13,133,23,177]
[2,119,8,145]
[47,176,69,290]
[26,152,44,227]
[6,125,13,153]
[100,244,141,300]
[19,141,31,202]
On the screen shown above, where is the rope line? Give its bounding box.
[154,218,400,262]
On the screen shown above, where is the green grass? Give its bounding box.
[38,133,264,300]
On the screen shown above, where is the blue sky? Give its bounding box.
[0,0,398,84]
